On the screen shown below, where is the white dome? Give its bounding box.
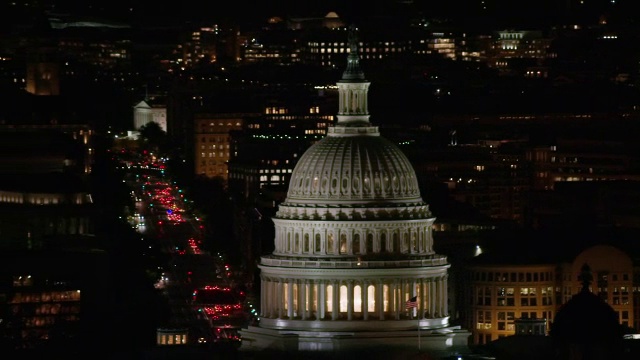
[245,26,457,343]
[285,131,423,205]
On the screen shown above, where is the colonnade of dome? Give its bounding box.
[258,269,450,331]
[271,218,436,257]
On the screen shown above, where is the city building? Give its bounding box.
[239,26,470,356]
[464,241,636,345]
[134,99,167,133]
[193,113,244,181]
[0,247,110,353]
[477,263,633,360]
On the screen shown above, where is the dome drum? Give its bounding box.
[271,218,437,258]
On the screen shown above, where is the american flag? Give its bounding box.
[406,296,418,309]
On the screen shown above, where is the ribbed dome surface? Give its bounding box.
[284,131,422,205]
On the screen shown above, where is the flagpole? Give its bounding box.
[407,295,420,351]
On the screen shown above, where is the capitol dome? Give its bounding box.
[240,25,470,355]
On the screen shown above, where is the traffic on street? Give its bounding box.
[115,149,257,348]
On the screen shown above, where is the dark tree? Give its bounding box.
[138,121,168,155]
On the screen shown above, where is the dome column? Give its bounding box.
[287,279,294,318]
[363,280,369,320]
[419,278,426,319]
[347,280,354,320]
[298,280,309,320]
[443,275,449,317]
[277,279,284,319]
[377,280,384,320]
[429,279,436,317]
[437,276,444,317]
[269,278,277,318]
[260,275,266,317]
[392,279,399,320]
[332,279,339,320]
[411,279,418,318]
[318,280,326,320]
[264,278,271,318]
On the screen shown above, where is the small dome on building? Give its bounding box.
[550,264,624,359]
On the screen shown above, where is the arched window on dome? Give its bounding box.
[293,282,298,317]
[353,234,360,254]
[327,233,334,254]
[326,284,333,313]
[383,284,390,312]
[354,285,362,313]
[284,282,289,312]
[393,232,400,252]
[403,233,409,253]
[366,233,374,253]
[340,285,348,313]
[315,234,321,253]
[340,234,348,254]
[381,233,387,252]
[368,285,376,313]
[304,233,310,252]
[287,233,291,252]
[411,232,417,253]
[295,233,300,253]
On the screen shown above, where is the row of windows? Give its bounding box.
[259,168,292,174]
[10,291,81,304]
[199,137,230,142]
[10,303,80,316]
[280,231,428,255]
[199,121,241,127]
[15,314,80,328]
[472,271,554,283]
[477,310,553,330]
[157,333,187,345]
[260,175,283,182]
[199,160,221,166]
[199,164,229,174]
[199,152,229,158]
[0,194,88,205]
[476,286,554,307]
[200,144,230,149]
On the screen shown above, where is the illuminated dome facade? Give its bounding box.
[240,25,470,355]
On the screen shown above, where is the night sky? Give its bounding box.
[22,0,622,28]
